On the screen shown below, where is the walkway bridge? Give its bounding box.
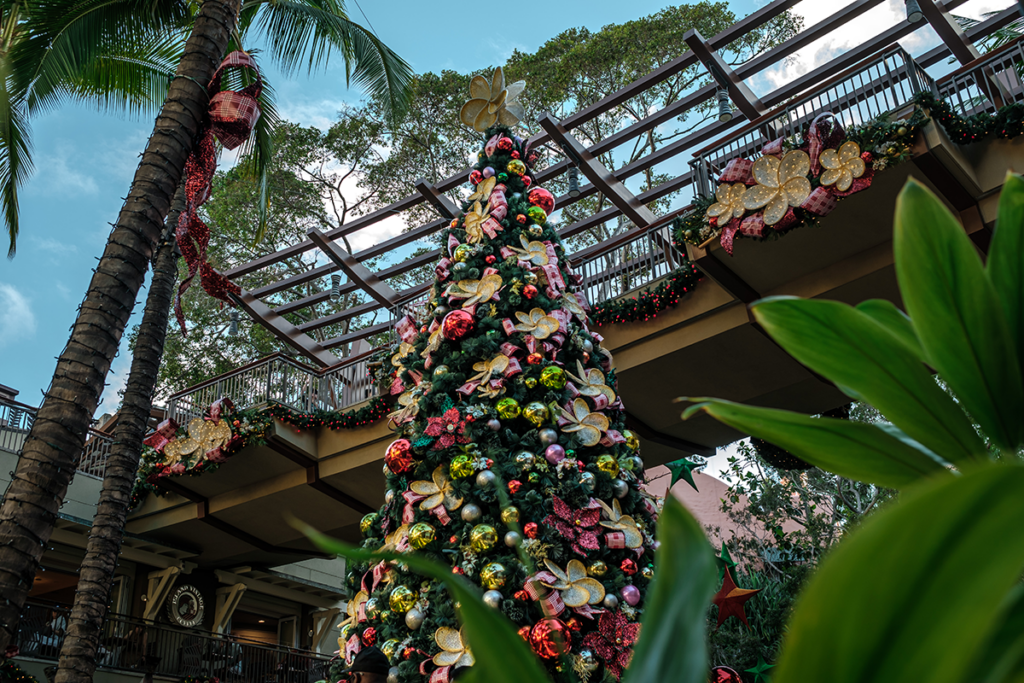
[124,0,1024,565]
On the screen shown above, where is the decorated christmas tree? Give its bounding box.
[336,69,658,683]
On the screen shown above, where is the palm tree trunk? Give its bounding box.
[0,0,241,649]
[53,187,183,683]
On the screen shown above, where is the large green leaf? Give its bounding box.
[680,398,950,488]
[972,584,1024,683]
[987,173,1024,388]
[854,299,925,361]
[894,180,1024,451]
[298,522,552,683]
[751,297,985,465]
[624,497,716,683]
[775,465,1024,683]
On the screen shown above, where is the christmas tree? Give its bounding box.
[336,68,658,683]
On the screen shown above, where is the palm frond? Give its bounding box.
[0,67,34,258]
[236,77,281,245]
[246,0,413,120]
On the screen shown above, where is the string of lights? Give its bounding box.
[589,264,703,325]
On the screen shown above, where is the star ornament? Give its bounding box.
[742,150,811,225]
[745,656,775,683]
[712,567,761,630]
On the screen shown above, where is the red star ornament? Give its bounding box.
[711,568,760,630]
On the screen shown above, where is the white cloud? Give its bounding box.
[0,283,37,348]
[277,98,349,131]
[30,144,99,197]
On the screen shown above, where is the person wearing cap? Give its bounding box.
[338,646,391,683]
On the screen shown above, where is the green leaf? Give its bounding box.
[775,465,1024,683]
[680,398,950,488]
[751,297,985,465]
[623,497,716,683]
[972,584,1024,683]
[894,179,1024,451]
[297,521,552,683]
[987,173,1024,388]
[665,458,700,491]
[854,299,924,361]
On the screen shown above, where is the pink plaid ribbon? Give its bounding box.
[143,418,179,452]
[209,397,233,423]
[761,137,784,156]
[396,314,419,343]
[606,532,626,549]
[436,258,451,281]
[485,134,500,157]
[345,634,361,664]
[800,186,838,217]
[739,214,766,238]
[208,52,262,150]
[807,113,845,175]
[482,217,504,238]
[489,187,508,220]
[718,158,754,184]
[403,490,452,525]
[601,429,626,447]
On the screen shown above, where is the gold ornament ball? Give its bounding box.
[381,639,402,661]
[588,560,609,577]
[360,512,379,536]
[364,597,382,619]
[450,454,475,479]
[479,562,507,589]
[340,623,356,641]
[507,159,527,176]
[523,401,549,427]
[408,522,437,550]
[433,364,450,377]
[453,244,473,263]
[496,397,521,419]
[501,507,520,524]
[523,271,538,285]
[540,366,567,389]
[641,566,655,580]
[897,126,908,136]
[596,454,620,477]
[470,524,499,552]
[623,429,640,452]
[525,377,538,389]
[389,585,417,613]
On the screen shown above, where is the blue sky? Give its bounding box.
[0,0,1008,413]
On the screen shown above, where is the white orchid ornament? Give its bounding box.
[541,559,606,608]
[433,626,475,668]
[597,499,644,549]
[560,398,610,447]
[742,150,811,225]
[409,466,464,515]
[819,141,866,192]
[460,67,526,132]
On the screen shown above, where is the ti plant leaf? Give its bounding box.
[987,172,1024,392]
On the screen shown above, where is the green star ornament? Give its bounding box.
[745,656,774,683]
[666,458,700,491]
[715,542,737,581]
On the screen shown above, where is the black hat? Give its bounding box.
[340,646,391,675]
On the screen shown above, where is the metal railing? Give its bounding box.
[0,397,113,479]
[938,37,1024,117]
[166,351,379,425]
[14,601,331,683]
[575,222,686,307]
[692,45,936,198]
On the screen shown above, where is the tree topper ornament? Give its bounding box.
[460,67,526,132]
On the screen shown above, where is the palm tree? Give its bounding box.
[0,0,411,653]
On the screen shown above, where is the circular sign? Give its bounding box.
[167,585,205,628]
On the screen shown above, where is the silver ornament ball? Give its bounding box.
[515,451,536,469]
[487,418,502,432]
[611,479,629,499]
[602,594,619,610]
[482,590,503,609]
[461,504,482,523]
[504,531,522,548]
[476,470,496,488]
[538,428,559,446]
[631,455,644,471]
[405,608,424,630]
[387,668,400,683]
[582,339,594,353]
[579,471,597,491]
[385,489,395,504]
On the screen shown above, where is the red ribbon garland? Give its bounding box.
[174,51,263,334]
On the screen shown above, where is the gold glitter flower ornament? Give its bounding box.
[560,398,609,447]
[163,418,231,465]
[819,141,865,192]
[514,308,560,339]
[410,466,463,513]
[541,559,606,607]
[597,499,643,548]
[445,273,503,307]
[463,202,490,244]
[742,150,811,225]
[511,234,550,266]
[468,176,496,203]
[567,359,616,404]
[706,183,747,224]
[338,590,368,630]
[433,626,475,668]
[460,67,526,132]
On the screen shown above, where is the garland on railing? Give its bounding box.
[266,396,393,431]
[0,659,38,683]
[914,91,1024,142]
[673,107,928,253]
[589,263,703,325]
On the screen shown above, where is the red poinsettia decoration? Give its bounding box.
[582,610,640,680]
[423,408,470,450]
[544,495,601,555]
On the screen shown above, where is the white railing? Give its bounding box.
[0,396,113,479]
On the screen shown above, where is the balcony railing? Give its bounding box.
[14,601,331,683]
[691,45,936,198]
[0,397,113,479]
[574,221,686,307]
[938,37,1024,117]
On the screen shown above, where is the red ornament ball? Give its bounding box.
[710,667,743,683]
[526,353,543,365]
[514,590,530,601]
[529,618,572,659]
[565,617,581,632]
[441,309,475,341]
[511,150,521,159]
[516,214,527,224]
[361,627,377,646]
[522,176,532,187]
[384,439,415,474]
[517,626,531,642]
[523,285,538,299]
[485,255,497,264]
[497,137,514,151]
[452,567,465,575]
[524,522,539,539]
[449,535,458,544]
[621,559,638,575]
[509,480,523,494]
[527,187,555,214]
[469,169,483,185]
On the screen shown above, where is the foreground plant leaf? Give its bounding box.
[751,296,985,465]
[623,497,716,683]
[680,398,949,488]
[894,179,1023,452]
[854,298,925,361]
[987,172,1024,390]
[775,465,1024,683]
[297,520,552,683]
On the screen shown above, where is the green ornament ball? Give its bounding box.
[540,366,567,389]
[450,454,475,479]
[496,397,521,419]
[497,172,509,182]
[360,512,379,536]
[527,206,547,224]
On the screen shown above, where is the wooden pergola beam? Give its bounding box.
[231,290,338,368]
[538,112,657,230]
[918,0,981,65]
[683,29,767,121]
[415,178,459,220]
[308,227,400,309]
